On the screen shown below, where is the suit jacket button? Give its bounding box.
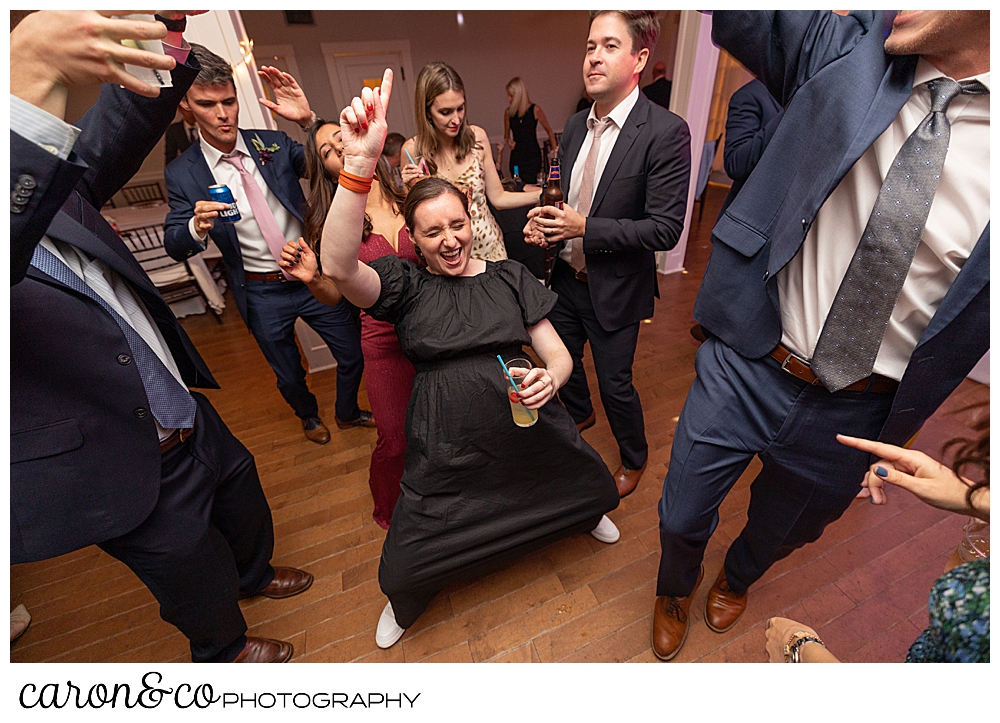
[763,270,769,281]
[134,407,149,419]
[801,218,809,231]
[17,175,37,189]
[118,353,133,365]
[12,203,24,214]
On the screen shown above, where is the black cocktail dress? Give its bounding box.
[366,256,619,628]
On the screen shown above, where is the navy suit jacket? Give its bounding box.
[10,58,218,564]
[163,129,306,324]
[556,91,691,331]
[697,10,989,446]
[719,79,783,218]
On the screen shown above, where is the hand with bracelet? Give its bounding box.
[765,617,839,663]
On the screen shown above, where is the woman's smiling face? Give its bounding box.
[409,192,473,276]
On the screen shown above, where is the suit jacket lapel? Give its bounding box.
[590,98,648,214]
[243,129,296,219]
[835,55,916,182]
[42,193,159,296]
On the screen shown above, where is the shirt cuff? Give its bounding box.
[9,93,81,160]
[162,39,191,65]
[188,217,209,248]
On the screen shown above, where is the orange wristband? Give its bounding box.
[338,169,374,194]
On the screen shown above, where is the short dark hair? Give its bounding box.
[189,43,234,87]
[589,11,660,54]
[383,132,406,157]
[402,177,469,234]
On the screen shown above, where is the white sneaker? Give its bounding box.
[375,601,405,649]
[590,515,620,544]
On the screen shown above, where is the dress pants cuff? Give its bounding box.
[203,634,248,663]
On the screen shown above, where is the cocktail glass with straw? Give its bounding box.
[498,355,537,428]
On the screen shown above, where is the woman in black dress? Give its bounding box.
[503,77,557,184]
[311,70,620,649]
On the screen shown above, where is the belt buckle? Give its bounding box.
[779,349,824,385]
[779,351,799,373]
[178,427,193,443]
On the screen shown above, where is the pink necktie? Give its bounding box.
[221,153,293,280]
[571,116,614,272]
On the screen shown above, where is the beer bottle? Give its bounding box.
[540,161,564,284]
[543,161,564,209]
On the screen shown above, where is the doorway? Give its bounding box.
[321,40,417,140]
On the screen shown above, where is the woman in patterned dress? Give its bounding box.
[401,62,540,262]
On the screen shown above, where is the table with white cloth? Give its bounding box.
[101,202,226,317]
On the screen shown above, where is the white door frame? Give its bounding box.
[658,10,720,275]
[320,40,417,139]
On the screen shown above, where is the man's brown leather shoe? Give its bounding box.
[576,411,596,432]
[705,567,748,633]
[233,636,293,663]
[652,565,703,661]
[302,416,330,444]
[241,567,314,600]
[335,410,377,429]
[613,461,647,498]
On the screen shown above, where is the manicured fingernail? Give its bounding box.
[869,496,876,504]
[875,466,889,478]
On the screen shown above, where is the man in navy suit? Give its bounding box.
[165,44,372,444]
[10,11,312,663]
[652,10,990,661]
[527,11,691,498]
[717,78,782,219]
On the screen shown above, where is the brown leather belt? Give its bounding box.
[160,425,195,454]
[244,272,289,282]
[769,344,899,394]
[573,268,588,282]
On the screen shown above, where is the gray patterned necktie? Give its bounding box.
[811,78,988,392]
[31,244,197,429]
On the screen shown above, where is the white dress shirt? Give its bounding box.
[778,59,990,380]
[189,132,303,274]
[559,85,641,266]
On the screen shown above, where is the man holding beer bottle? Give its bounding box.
[165,44,372,444]
[526,11,691,497]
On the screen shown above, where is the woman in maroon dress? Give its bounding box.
[283,119,416,529]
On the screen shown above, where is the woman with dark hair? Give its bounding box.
[284,118,418,530]
[763,419,990,663]
[302,119,345,257]
[400,62,539,262]
[312,70,620,649]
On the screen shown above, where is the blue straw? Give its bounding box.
[497,355,536,423]
[404,147,417,166]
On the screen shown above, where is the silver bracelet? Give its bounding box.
[785,634,826,663]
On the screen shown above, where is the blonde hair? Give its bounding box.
[413,62,478,176]
[506,77,531,119]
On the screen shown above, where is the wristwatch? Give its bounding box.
[784,632,826,663]
[154,14,187,33]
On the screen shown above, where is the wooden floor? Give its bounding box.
[11,186,988,664]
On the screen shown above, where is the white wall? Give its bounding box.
[241,10,679,143]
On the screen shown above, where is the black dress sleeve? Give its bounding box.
[495,260,558,327]
[364,255,420,325]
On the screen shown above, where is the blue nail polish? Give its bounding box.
[875,466,889,478]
